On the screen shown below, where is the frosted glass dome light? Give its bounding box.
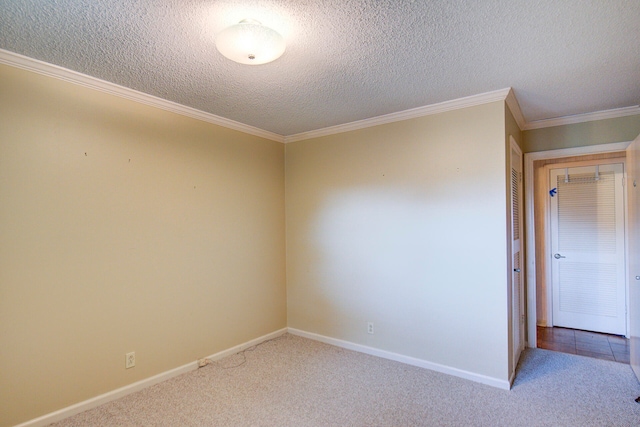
[216,19,286,65]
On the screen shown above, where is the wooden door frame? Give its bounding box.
[524,141,631,348]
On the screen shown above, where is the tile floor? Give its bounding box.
[537,326,630,364]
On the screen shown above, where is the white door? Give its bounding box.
[549,163,626,335]
[511,139,524,366]
[626,135,640,380]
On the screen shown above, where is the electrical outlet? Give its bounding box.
[367,322,374,334]
[125,352,135,369]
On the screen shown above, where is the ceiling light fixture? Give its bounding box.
[215,19,285,65]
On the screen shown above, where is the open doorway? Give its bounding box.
[524,142,632,363]
[546,161,626,335]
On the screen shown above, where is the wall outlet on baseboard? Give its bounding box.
[367,322,374,334]
[125,352,135,369]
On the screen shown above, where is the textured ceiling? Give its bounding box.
[1,0,639,136]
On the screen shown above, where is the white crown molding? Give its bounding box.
[284,88,513,143]
[523,105,640,130]
[505,88,526,130]
[4,48,637,142]
[0,49,285,143]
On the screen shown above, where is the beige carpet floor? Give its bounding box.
[50,333,640,426]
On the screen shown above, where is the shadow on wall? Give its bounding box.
[304,187,502,353]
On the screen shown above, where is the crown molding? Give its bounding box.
[505,88,526,130]
[4,48,637,142]
[523,105,640,130]
[0,49,285,143]
[283,88,513,143]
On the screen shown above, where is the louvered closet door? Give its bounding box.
[550,164,626,335]
[510,139,524,366]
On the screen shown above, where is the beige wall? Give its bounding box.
[11,55,616,424]
[523,114,640,153]
[285,102,511,383]
[0,64,286,427]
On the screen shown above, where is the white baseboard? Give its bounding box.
[287,328,511,390]
[15,328,288,427]
[16,326,507,426]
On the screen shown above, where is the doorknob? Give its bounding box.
[554,253,566,259]
[514,268,521,273]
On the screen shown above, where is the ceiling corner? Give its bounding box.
[505,88,526,131]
